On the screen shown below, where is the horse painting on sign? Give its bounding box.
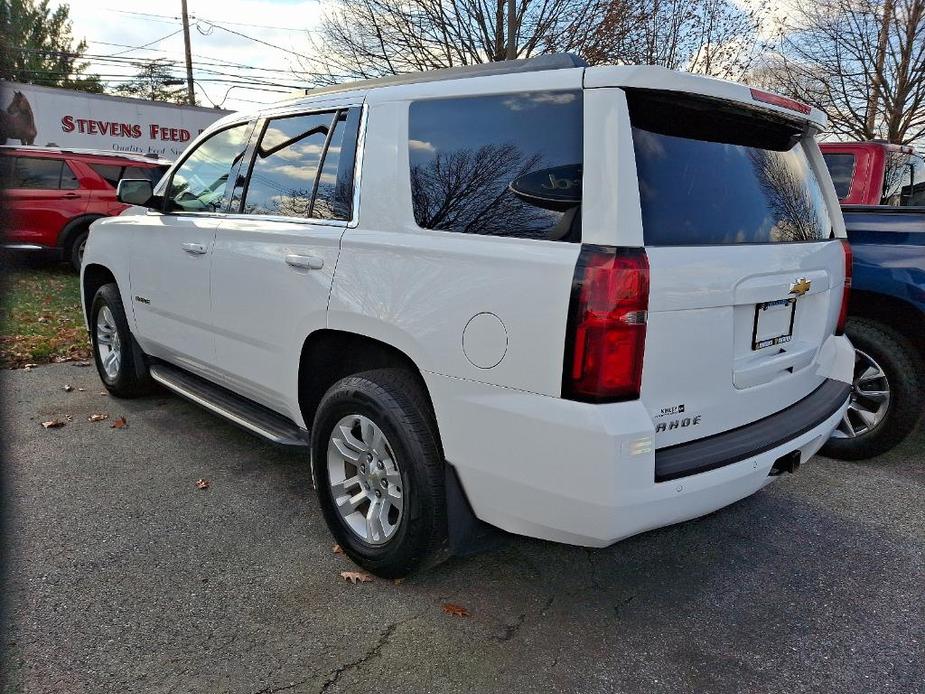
[0,92,37,145]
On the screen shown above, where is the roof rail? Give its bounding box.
[300,53,588,98]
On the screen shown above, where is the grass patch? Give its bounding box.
[1,263,90,368]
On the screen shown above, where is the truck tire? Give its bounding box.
[311,368,447,578]
[821,318,924,460]
[90,283,154,398]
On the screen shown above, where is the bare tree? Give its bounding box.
[294,0,612,84]
[583,0,771,79]
[757,0,925,144]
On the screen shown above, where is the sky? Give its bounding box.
[54,0,789,113]
[54,0,329,111]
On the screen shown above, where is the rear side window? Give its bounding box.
[125,165,168,185]
[241,108,360,220]
[5,157,74,190]
[822,153,855,199]
[900,154,925,206]
[628,90,832,245]
[408,91,583,241]
[881,152,911,206]
[89,163,123,187]
[167,123,251,212]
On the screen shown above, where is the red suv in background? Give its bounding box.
[0,146,169,270]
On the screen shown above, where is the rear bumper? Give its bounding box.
[424,336,853,547]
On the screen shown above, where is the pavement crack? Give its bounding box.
[497,612,527,642]
[318,620,403,693]
[253,679,309,694]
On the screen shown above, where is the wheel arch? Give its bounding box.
[848,290,925,362]
[297,329,438,437]
[58,214,105,251]
[82,263,117,325]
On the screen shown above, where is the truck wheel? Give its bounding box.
[821,318,924,460]
[312,369,447,578]
[68,228,89,272]
[90,283,153,398]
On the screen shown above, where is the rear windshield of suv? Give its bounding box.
[628,90,832,245]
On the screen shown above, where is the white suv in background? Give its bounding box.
[81,54,855,577]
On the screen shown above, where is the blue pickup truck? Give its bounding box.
[821,141,925,459]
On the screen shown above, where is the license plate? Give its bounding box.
[752,298,796,350]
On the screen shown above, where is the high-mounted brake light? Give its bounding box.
[562,246,649,402]
[836,239,852,335]
[749,88,812,115]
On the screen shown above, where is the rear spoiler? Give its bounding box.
[584,65,827,129]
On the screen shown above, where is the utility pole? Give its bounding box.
[506,0,517,60]
[181,0,196,105]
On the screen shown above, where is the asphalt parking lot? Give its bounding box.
[3,363,923,694]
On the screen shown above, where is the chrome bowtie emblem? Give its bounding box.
[789,278,812,296]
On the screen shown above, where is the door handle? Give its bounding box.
[181,242,207,255]
[285,253,324,270]
[61,193,80,199]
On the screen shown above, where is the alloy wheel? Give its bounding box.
[95,305,122,379]
[327,414,404,545]
[832,348,890,439]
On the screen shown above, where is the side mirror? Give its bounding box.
[116,179,154,206]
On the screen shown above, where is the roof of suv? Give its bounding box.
[0,145,170,165]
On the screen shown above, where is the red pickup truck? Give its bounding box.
[820,141,925,206]
[0,146,169,270]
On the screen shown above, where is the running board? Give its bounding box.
[149,363,308,447]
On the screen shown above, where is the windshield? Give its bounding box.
[627,90,832,246]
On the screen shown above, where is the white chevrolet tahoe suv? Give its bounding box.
[81,55,855,577]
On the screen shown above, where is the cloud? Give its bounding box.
[409,139,435,154]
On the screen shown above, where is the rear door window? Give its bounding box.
[628,90,832,245]
[822,153,855,199]
[408,91,583,241]
[240,107,359,221]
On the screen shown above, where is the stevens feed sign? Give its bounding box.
[0,82,232,158]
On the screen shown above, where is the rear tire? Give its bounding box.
[90,283,153,398]
[821,318,924,460]
[311,368,447,578]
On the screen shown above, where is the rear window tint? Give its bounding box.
[822,153,855,199]
[628,90,832,245]
[89,163,123,187]
[408,91,582,242]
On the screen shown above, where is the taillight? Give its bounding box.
[836,239,852,335]
[749,88,812,115]
[562,245,649,402]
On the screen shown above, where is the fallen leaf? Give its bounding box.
[111,416,127,429]
[195,479,209,490]
[23,363,38,370]
[77,387,86,392]
[65,415,73,422]
[98,391,108,396]
[442,603,470,617]
[88,413,108,422]
[332,544,343,554]
[63,384,74,392]
[41,419,65,429]
[393,578,405,585]
[37,316,49,324]
[74,361,91,367]
[340,571,373,584]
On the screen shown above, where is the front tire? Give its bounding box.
[90,283,153,397]
[821,318,924,460]
[311,369,447,578]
